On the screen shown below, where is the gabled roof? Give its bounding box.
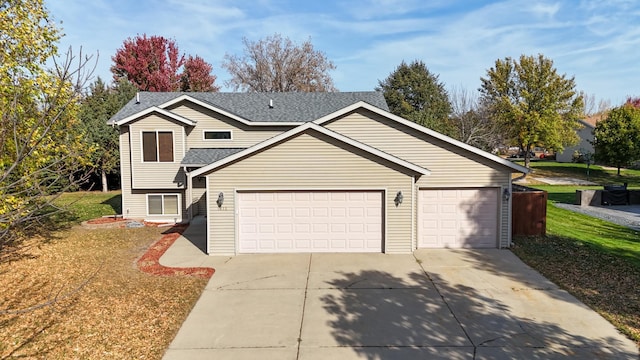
[581,113,606,128]
[108,91,389,126]
[181,148,246,167]
[313,101,530,174]
[189,122,431,178]
[110,106,196,126]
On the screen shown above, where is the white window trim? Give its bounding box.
[146,193,181,217]
[203,129,233,141]
[140,130,176,163]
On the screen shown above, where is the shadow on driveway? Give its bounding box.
[319,252,637,359]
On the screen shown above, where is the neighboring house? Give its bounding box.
[556,115,603,163]
[108,92,528,255]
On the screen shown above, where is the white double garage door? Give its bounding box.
[237,189,499,253]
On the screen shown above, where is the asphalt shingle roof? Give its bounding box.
[108,91,389,124]
[181,148,247,166]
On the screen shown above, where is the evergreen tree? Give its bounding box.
[78,78,137,191]
[377,60,453,136]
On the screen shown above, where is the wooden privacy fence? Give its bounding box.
[512,186,547,236]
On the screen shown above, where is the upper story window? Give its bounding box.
[204,130,232,140]
[142,131,173,162]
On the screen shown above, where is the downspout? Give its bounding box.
[507,179,513,248]
[411,175,416,251]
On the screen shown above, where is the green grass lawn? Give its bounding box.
[52,191,122,223]
[523,183,640,267]
[512,165,640,344]
[546,204,640,266]
[520,160,640,187]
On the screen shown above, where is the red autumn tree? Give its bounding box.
[626,97,640,108]
[181,55,219,92]
[111,34,219,92]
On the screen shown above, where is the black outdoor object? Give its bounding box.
[602,183,629,205]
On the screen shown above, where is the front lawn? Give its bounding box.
[512,184,640,345]
[0,192,208,359]
[524,161,640,186]
[52,190,122,223]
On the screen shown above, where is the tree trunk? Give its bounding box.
[101,168,108,193]
[618,166,621,176]
[524,153,530,169]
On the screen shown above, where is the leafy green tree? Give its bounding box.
[593,104,640,175]
[479,54,584,168]
[79,78,137,192]
[377,60,454,136]
[0,0,94,254]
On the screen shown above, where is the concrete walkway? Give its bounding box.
[160,228,638,359]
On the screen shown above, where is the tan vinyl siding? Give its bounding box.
[191,179,207,216]
[326,109,514,248]
[126,190,188,222]
[326,110,510,186]
[129,114,186,189]
[120,121,187,221]
[205,131,416,255]
[169,102,292,148]
[120,126,133,218]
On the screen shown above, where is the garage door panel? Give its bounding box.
[418,189,498,249]
[238,191,383,253]
[313,207,329,217]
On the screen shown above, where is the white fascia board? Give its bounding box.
[190,122,430,178]
[113,106,196,126]
[158,94,302,127]
[314,102,530,174]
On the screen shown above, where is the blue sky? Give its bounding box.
[45,0,639,105]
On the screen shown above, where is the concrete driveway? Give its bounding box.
[161,246,638,359]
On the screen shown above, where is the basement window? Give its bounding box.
[147,194,179,216]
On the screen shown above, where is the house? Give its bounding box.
[556,115,603,162]
[108,92,528,255]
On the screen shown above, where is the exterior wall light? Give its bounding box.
[394,191,403,206]
[502,188,511,202]
[217,192,224,208]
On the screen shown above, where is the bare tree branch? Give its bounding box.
[0,47,97,253]
[223,34,337,92]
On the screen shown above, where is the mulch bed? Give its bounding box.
[84,218,215,279]
[136,225,215,279]
[85,216,127,224]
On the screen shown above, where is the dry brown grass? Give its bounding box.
[0,225,208,359]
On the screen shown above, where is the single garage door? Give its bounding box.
[238,191,383,253]
[418,188,498,248]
